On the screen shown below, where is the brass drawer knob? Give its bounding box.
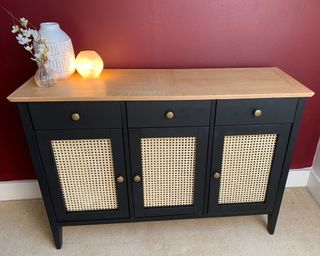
[133,175,141,183]
[116,176,124,183]
[213,172,221,179]
[254,109,262,117]
[71,113,80,121]
[165,111,174,120]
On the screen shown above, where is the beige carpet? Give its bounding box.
[0,188,319,256]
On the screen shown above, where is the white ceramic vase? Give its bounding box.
[38,22,75,79]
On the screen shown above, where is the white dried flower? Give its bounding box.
[21,28,32,37]
[11,25,19,33]
[35,40,47,52]
[29,29,40,40]
[16,33,31,45]
[9,15,49,64]
[24,45,33,51]
[19,17,28,27]
[36,47,46,58]
[34,52,41,59]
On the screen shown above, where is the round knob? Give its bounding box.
[116,176,124,183]
[71,113,80,121]
[133,175,141,183]
[213,172,221,179]
[254,109,262,117]
[165,111,174,120]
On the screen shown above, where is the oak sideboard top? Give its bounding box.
[7,67,314,102]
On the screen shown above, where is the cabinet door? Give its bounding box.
[129,127,209,217]
[208,124,291,214]
[36,129,129,221]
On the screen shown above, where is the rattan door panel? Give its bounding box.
[51,139,118,212]
[141,137,196,208]
[36,129,129,221]
[208,124,291,214]
[130,127,209,217]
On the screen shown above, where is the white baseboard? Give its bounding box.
[0,180,41,201]
[307,169,320,206]
[0,169,311,201]
[285,168,311,187]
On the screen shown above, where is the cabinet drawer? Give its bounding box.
[216,98,297,125]
[29,102,122,130]
[127,101,211,127]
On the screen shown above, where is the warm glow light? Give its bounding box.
[75,51,104,78]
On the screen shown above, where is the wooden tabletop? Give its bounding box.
[7,67,314,102]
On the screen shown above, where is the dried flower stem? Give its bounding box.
[2,6,49,64]
[2,6,37,30]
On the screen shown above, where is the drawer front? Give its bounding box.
[127,101,211,127]
[216,98,297,125]
[29,102,122,130]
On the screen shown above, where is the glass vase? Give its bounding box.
[34,62,56,88]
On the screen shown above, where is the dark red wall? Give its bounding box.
[1,0,319,181]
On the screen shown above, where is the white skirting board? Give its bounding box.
[0,180,41,201]
[308,140,320,205]
[307,170,320,206]
[0,168,312,201]
[285,168,311,187]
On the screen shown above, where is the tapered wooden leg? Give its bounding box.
[51,224,62,249]
[51,226,62,249]
[267,213,278,234]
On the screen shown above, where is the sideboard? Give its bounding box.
[7,68,314,249]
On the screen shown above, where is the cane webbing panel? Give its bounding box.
[141,137,196,208]
[218,134,277,204]
[51,139,118,212]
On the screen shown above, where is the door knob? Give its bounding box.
[165,111,174,119]
[71,112,80,121]
[116,176,124,183]
[133,175,141,183]
[213,172,221,179]
[253,109,262,117]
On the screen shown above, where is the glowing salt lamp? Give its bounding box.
[75,50,104,78]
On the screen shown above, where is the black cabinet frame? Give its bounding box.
[16,98,306,249]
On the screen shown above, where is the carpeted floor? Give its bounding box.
[0,188,319,256]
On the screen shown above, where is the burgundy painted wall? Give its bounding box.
[0,0,319,181]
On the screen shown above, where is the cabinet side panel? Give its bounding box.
[268,98,306,234]
[17,103,62,249]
